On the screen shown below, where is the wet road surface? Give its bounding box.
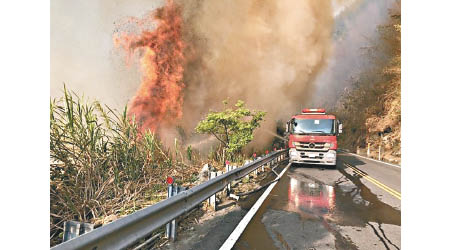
[234,152,401,250]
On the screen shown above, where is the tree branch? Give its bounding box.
[211,131,227,147]
[223,123,230,144]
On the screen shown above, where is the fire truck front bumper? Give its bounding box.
[289,149,336,166]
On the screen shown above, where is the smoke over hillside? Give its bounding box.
[310,0,397,109]
[53,0,340,151]
[111,0,335,149]
[180,0,335,148]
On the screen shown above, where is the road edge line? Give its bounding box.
[339,149,401,169]
[219,163,291,250]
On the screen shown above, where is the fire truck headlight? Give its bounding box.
[289,149,298,157]
[325,142,335,148]
[324,150,336,159]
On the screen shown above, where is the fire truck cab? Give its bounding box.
[286,109,342,168]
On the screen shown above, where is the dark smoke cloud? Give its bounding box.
[52,0,368,152]
[177,0,335,150]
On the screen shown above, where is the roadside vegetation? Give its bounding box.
[334,6,401,163]
[196,99,266,165]
[50,87,199,246]
[50,88,267,246]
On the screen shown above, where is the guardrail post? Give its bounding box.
[367,143,371,157]
[244,161,251,181]
[217,171,224,196]
[166,184,173,239]
[170,185,178,241]
[231,165,237,187]
[244,160,252,180]
[226,165,231,195]
[378,145,381,160]
[63,221,94,242]
[63,221,80,242]
[209,172,217,211]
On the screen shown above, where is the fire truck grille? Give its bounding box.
[294,142,329,152]
[300,152,324,159]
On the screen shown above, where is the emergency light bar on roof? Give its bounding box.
[301,108,326,114]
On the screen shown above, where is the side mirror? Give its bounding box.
[285,122,289,134]
[338,123,343,134]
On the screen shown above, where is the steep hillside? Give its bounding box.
[335,7,401,164]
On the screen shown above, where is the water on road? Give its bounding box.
[235,155,401,250]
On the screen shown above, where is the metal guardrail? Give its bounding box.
[51,149,288,250]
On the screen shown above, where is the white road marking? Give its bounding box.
[340,150,401,169]
[219,163,291,250]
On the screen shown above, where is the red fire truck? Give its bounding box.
[286,108,342,168]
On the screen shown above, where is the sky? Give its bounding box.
[50,0,164,110]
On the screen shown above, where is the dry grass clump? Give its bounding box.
[50,86,199,246]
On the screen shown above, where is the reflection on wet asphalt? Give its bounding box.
[234,161,401,250]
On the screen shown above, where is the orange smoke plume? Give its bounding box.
[114,0,185,133]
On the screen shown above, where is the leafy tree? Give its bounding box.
[196,100,266,160]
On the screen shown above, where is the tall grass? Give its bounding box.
[50,86,182,246]
[50,86,255,246]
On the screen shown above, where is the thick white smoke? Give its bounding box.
[179,0,335,150]
[310,0,398,109]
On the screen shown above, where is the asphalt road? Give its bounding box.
[233,152,401,250]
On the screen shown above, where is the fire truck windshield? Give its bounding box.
[291,119,335,135]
